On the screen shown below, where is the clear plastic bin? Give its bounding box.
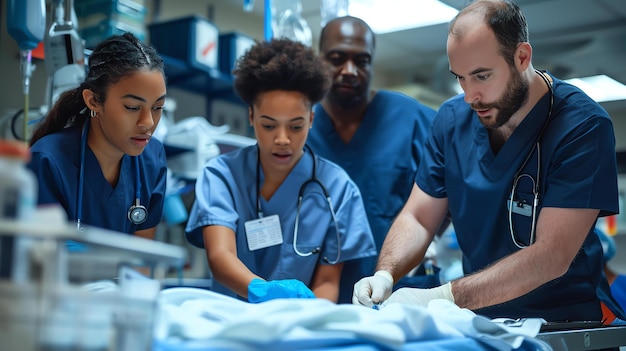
[0,218,186,351]
[0,280,157,351]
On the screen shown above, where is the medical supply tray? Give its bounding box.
[0,219,187,351]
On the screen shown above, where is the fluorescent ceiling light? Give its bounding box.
[348,0,458,34]
[565,75,626,103]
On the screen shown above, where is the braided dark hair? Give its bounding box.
[233,38,330,108]
[29,32,165,146]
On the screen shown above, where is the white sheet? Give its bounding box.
[154,287,551,351]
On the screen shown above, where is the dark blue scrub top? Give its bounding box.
[28,125,167,234]
[416,74,623,321]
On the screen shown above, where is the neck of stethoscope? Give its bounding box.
[76,118,141,229]
[508,70,554,249]
[513,70,554,182]
[255,145,316,218]
[76,118,89,230]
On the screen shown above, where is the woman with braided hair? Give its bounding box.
[28,32,167,239]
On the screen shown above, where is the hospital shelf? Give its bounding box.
[161,54,241,105]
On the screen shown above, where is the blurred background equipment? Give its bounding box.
[74,0,147,49]
[6,0,46,143]
[44,0,86,107]
[271,0,312,46]
[0,213,186,351]
[163,117,223,181]
[163,116,255,181]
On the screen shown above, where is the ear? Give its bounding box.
[516,42,532,71]
[82,89,98,111]
[309,110,315,128]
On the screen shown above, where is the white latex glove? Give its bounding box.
[352,270,394,307]
[382,282,454,308]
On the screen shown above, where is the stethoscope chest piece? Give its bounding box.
[128,199,148,225]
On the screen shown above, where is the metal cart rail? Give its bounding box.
[537,325,626,350]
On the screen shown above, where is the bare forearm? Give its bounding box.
[311,263,343,302]
[376,211,432,282]
[312,282,339,302]
[452,208,596,309]
[451,245,550,308]
[208,251,258,298]
[135,227,156,240]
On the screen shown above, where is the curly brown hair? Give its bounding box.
[233,38,330,108]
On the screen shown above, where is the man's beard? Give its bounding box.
[327,84,367,109]
[472,69,529,129]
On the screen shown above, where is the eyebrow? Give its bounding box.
[326,50,371,58]
[450,67,492,78]
[121,94,167,103]
[259,115,306,122]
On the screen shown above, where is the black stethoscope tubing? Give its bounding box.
[76,117,147,230]
[255,145,341,264]
[508,69,554,248]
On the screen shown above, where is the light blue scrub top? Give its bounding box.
[416,72,623,321]
[185,145,376,299]
[28,125,167,234]
[308,90,436,303]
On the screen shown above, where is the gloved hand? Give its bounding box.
[352,270,394,307]
[247,278,315,303]
[382,282,454,308]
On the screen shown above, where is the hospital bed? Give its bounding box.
[3,217,625,351]
[152,287,552,351]
[151,283,626,351]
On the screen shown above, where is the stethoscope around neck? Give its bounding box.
[255,145,341,264]
[508,69,554,249]
[76,116,148,231]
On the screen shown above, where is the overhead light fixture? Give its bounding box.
[348,0,458,34]
[565,75,626,103]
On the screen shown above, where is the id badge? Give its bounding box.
[244,214,283,251]
[507,200,532,217]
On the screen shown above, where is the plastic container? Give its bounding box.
[75,0,147,49]
[80,19,146,49]
[149,16,219,72]
[0,280,157,351]
[0,143,37,281]
[75,0,147,27]
[218,32,255,76]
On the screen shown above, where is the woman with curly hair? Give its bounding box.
[185,39,375,303]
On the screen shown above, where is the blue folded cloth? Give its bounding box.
[247,278,315,303]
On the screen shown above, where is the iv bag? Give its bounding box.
[321,0,350,27]
[271,0,312,47]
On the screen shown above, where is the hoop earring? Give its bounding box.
[90,109,96,118]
